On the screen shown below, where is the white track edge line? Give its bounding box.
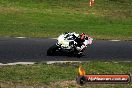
[109,40,121,41]
[0,61,131,65]
[15,37,27,39]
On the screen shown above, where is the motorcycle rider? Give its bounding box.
[58,32,92,52]
[74,33,93,52]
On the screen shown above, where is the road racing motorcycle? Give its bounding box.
[47,32,93,57]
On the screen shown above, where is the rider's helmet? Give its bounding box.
[80,33,85,40]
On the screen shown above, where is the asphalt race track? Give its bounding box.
[0,37,132,63]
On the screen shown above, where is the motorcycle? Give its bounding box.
[47,32,93,57]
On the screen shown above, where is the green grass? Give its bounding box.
[0,61,132,87]
[0,0,132,40]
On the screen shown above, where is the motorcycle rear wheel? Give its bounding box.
[47,44,59,56]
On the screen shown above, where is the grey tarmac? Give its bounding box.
[0,37,132,64]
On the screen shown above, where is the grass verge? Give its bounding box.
[0,61,132,88]
[0,0,132,40]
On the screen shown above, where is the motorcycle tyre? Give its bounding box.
[47,44,59,56]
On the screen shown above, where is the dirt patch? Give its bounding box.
[0,80,82,88]
[49,80,82,88]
